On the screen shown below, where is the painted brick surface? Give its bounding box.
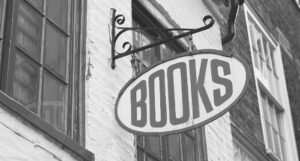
[0,104,79,161]
[85,0,136,161]
[85,0,235,161]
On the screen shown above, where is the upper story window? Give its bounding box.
[132,1,207,161]
[245,4,290,161]
[0,0,86,145]
[247,15,282,103]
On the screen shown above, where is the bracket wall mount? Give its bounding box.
[110,0,244,69]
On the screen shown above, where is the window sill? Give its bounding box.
[257,80,284,111]
[266,149,282,161]
[0,91,94,161]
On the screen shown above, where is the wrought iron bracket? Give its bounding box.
[109,0,244,69]
[221,0,245,45]
[110,8,215,69]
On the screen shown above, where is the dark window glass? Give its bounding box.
[12,51,39,113]
[42,72,67,132]
[147,136,161,158]
[184,134,196,161]
[16,0,42,61]
[47,0,68,31]
[25,0,44,12]
[45,24,67,79]
[168,134,181,161]
[0,0,85,144]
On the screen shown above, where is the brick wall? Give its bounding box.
[220,0,300,160]
[0,103,80,161]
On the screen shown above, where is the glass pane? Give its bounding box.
[47,0,68,31]
[137,135,144,147]
[265,122,274,151]
[168,134,181,161]
[146,156,158,161]
[261,93,270,122]
[11,52,39,113]
[137,148,144,161]
[184,135,196,161]
[280,137,286,161]
[160,44,176,60]
[42,72,67,132]
[273,129,281,159]
[147,136,161,158]
[25,0,44,11]
[16,0,42,61]
[45,24,67,79]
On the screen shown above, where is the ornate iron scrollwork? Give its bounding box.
[110,8,215,69]
[110,0,244,69]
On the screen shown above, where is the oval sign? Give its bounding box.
[115,49,249,135]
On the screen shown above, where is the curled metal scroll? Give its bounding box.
[110,8,215,69]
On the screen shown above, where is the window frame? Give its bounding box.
[0,0,93,160]
[244,3,295,161]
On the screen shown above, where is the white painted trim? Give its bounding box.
[244,3,299,161]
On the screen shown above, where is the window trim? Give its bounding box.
[232,123,269,161]
[0,0,93,160]
[0,91,94,161]
[244,3,299,161]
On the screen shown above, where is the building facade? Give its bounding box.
[0,0,299,161]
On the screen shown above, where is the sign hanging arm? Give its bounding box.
[110,8,215,69]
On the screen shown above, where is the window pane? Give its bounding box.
[147,136,161,158]
[137,135,144,147]
[137,148,144,161]
[42,72,67,132]
[160,44,176,60]
[273,129,281,159]
[265,121,274,151]
[184,135,196,161]
[45,24,67,79]
[146,156,158,161]
[47,0,68,31]
[16,0,42,61]
[25,0,44,11]
[11,52,39,113]
[168,134,181,161]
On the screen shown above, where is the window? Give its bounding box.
[0,0,85,144]
[259,91,286,161]
[133,1,207,161]
[245,5,290,161]
[247,16,282,102]
[137,129,206,161]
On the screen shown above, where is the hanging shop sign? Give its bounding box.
[115,49,249,135]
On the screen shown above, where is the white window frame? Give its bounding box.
[296,0,300,8]
[244,4,299,161]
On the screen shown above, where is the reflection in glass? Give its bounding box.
[168,134,181,161]
[45,24,67,79]
[25,0,44,11]
[42,72,66,132]
[16,1,42,61]
[147,136,161,158]
[47,0,68,31]
[12,52,39,113]
[184,135,196,161]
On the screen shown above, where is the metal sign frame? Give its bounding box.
[115,49,250,135]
